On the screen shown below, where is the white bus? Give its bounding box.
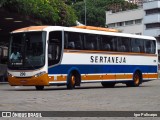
[8,26,158,90]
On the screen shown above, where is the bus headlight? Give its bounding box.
[8,72,14,77]
[34,71,46,77]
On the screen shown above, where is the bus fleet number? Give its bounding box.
[20,72,26,77]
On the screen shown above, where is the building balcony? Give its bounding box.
[144,28,160,37]
[143,0,160,10]
[144,14,160,24]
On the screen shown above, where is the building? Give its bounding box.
[125,0,143,7]
[106,0,160,62]
[106,0,160,39]
[143,0,160,62]
[106,8,144,35]
[143,0,160,40]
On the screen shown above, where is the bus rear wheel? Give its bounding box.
[67,73,76,89]
[35,86,44,90]
[126,71,141,87]
[101,82,115,88]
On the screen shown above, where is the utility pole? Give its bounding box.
[84,0,87,25]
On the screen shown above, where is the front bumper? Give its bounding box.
[8,73,49,86]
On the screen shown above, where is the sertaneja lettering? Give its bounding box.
[90,56,126,64]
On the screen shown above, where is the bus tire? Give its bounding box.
[35,86,44,90]
[67,70,81,89]
[67,73,76,89]
[126,71,141,87]
[101,82,115,88]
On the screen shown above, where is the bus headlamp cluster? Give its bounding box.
[8,72,14,77]
[34,71,46,77]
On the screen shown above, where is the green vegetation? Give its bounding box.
[0,0,77,26]
[0,0,138,27]
[72,0,138,27]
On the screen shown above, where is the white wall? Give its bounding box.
[143,0,160,10]
[106,8,144,34]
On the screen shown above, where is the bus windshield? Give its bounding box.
[8,31,46,70]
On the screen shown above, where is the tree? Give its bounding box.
[0,0,6,7]
[1,0,77,26]
[73,0,138,27]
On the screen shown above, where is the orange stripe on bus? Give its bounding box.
[57,76,67,81]
[82,74,132,81]
[116,74,133,79]
[148,74,158,79]
[125,74,133,79]
[116,74,126,79]
[13,26,48,32]
[143,73,158,79]
[73,26,119,32]
[81,75,102,80]
[48,73,157,83]
[102,74,116,80]
[143,74,148,79]
[48,76,54,82]
[48,75,67,82]
[64,49,157,57]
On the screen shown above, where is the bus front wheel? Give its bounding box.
[67,73,76,89]
[35,86,44,90]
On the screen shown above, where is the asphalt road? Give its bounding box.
[0,80,160,120]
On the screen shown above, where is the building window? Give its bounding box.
[117,22,124,27]
[108,23,115,28]
[135,33,142,35]
[135,19,142,24]
[146,8,160,15]
[125,20,134,26]
[146,23,160,29]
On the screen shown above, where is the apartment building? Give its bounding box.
[143,0,160,37]
[106,8,144,35]
[143,0,160,61]
[106,0,160,38]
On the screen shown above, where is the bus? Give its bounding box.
[0,46,8,82]
[7,26,158,90]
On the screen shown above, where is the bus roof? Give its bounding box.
[12,26,49,33]
[73,26,119,32]
[11,26,156,40]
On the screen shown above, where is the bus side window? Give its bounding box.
[132,46,140,52]
[66,32,82,50]
[104,44,111,51]
[99,35,115,51]
[120,45,126,52]
[145,40,156,54]
[131,38,144,53]
[145,41,150,53]
[88,42,95,50]
[151,41,156,54]
[68,42,75,49]
[117,37,130,52]
[111,37,117,51]
[100,35,114,51]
